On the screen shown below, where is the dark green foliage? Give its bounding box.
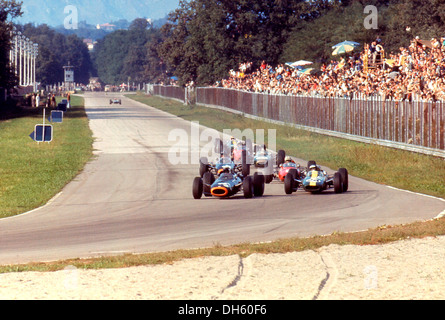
[13,0,445,88]
[0,0,22,89]
[91,27,161,85]
[18,23,93,85]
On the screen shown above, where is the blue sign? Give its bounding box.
[50,111,63,123]
[30,125,53,142]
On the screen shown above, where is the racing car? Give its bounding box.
[255,149,297,184]
[110,98,122,105]
[277,160,304,182]
[284,161,349,194]
[193,167,265,199]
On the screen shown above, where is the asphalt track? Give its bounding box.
[1,92,444,265]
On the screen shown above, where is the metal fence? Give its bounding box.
[149,85,445,157]
[150,85,186,102]
[196,87,445,157]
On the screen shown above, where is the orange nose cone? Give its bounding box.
[211,187,229,197]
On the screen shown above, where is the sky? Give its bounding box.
[14,0,180,26]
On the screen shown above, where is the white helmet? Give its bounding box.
[285,156,293,162]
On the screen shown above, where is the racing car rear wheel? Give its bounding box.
[265,174,274,184]
[333,172,343,194]
[339,168,349,192]
[193,177,203,199]
[199,157,208,177]
[242,150,250,177]
[243,176,254,199]
[245,139,254,164]
[253,172,265,197]
[277,150,286,166]
[215,138,224,155]
[203,172,215,197]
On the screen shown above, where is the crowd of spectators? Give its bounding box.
[217,37,445,102]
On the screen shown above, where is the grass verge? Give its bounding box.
[1,217,444,274]
[0,96,94,218]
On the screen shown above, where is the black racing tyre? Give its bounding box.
[193,177,203,199]
[334,172,343,194]
[242,150,250,177]
[253,172,265,197]
[214,138,223,155]
[199,157,208,177]
[339,168,349,192]
[277,150,285,166]
[243,176,254,199]
[284,172,295,195]
[245,139,254,165]
[203,172,215,197]
[288,168,298,180]
[265,174,274,184]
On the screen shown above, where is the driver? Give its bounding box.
[285,156,295,164]
[309,164,318,171]
[219,167,233,179]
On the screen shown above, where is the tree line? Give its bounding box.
[95,0,445,87]
[3,0,445,89]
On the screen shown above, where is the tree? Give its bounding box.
[0,0,22,89]
[129,18,149,31]
[92,28,161,84]
[158,0,333,86]
[18,24,93,85]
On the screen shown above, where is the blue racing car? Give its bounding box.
[284,161,349,194]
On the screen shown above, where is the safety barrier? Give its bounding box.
[150,85,445,157]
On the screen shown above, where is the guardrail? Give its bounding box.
[149,84,445,158]
[148,84,186,103]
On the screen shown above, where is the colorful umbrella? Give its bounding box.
[332,44,355,56]
[332,41,360,49]
[286,60,313,68]
[301,68,314,74]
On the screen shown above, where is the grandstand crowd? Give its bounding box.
[217,37,445,102]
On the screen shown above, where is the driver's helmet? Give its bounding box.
[285,156,294,163]
[309,164,318,171]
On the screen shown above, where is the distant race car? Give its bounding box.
[284,161,349,194]
[253,145,273,168]
[194,150,265,199]
[110,98,122,105]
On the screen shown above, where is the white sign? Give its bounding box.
[65,70,74,83]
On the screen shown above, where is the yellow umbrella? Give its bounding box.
[332,44,355,56]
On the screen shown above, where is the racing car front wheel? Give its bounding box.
[243,176,254,199]
[333,172,343,194]
[339,168,349,192]
[284,173,294,195]
[203,172,215,197]
[193,177,203,199]
[253,172,265,197]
